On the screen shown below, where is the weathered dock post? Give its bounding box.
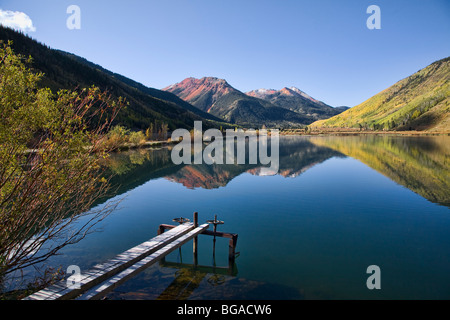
[193,212,198,266]
[155,212,238,275]
[206,215,225,266]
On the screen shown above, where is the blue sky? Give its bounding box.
[1,0,449,107]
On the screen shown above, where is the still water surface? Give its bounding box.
[46,135,450,299]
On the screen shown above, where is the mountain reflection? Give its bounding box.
[165,137,344,189]
[102,135,449,208]
[103,137,344,192]
[309,135,450,207]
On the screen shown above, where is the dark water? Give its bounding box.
[42,135,450,299]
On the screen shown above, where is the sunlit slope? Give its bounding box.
[312,57,450,132]
[310,135,450,207]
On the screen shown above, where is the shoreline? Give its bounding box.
[112,130,449,153]
[114,139,178,152]
[280,129,450,137]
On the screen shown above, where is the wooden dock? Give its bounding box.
[23,212,237,300]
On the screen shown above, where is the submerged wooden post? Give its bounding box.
[193,212,198,266]
[228,234,238,264]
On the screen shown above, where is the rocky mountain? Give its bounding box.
[164,77,341,128]
[163,77,234,113]
[246,87,347,120]
[312,57,450,132]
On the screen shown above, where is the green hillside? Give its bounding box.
[312,57,450,132]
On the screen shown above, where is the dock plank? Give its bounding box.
[77,224,209,300]
[23,223,196,300]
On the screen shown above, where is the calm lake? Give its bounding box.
[40,135,450,300]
